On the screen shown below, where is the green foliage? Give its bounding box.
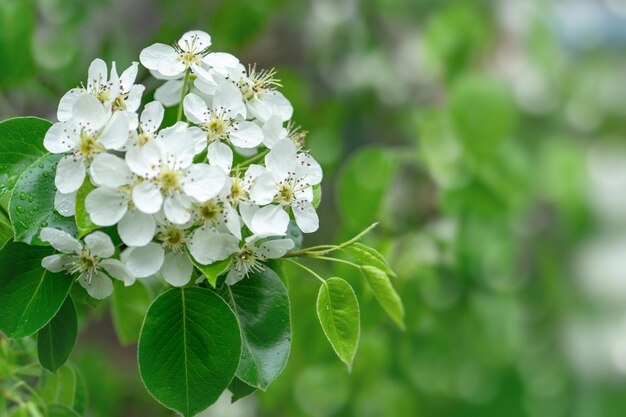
[74,179,97,237]
[37,297,77,373]
[0,1,35,86]
[0,242,73,338]
[111,280,151,345]
[360,266,405,330]
[228,377,257,403]
[9,153,77,245]
[191,256,232,287]
[218,267,291,390]
[316,277,360,370]
[138,287,242,417]
[42,364,84,413]
[343,243,396,278]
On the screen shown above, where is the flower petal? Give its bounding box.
[122,243,164,278]
[85,187,129,226]
[250,204,289,237]
[80,271,113,300]
[132,181,163,214]
[98,111,129,150]
[40,227,81,254]
[41,254,73,273]
[73,94,109,131]
[100,258,135,286]
[163,192,192,224]
[119,62,139,93]
[140,101,164,134]
[256,238,295,259]
[207,142,233,173]
[182,163,226,202]
[57,89,86,122]
[183,93,210,124]
[249,171,276,205]
[178,30,211,52]
[189,227,240,265]
[117,210,156,247]
[54,190,76,217]
[87,58,107,92]
[89,153,132,188]
[139,43,184,77]
[55,155,86,194]
[293,200,319,233]
[265,139,297,182]
[161,251,193,287]
[84,231,115,258]
[154,80,183,107]
[44,121,79,154]
[126,140,161,178]
[261,116,286,149]
[229,120,263,148]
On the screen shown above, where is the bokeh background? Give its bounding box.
[3,0,626,416]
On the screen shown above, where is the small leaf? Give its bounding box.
[228,377,257,403]
[138,287,241,417]
[42,365,77,408]
[312,184,322,209]
[9,153,77,245]
[74,179,97,237]
[37,296,77,373]
[316,277,360,369]
[191,256,232,287]
[111,280,151,345]
[342,243,396,278]
[0,117,49,193]
[0,241,73,338]
[218,267,291,390]
[360,266,405,330]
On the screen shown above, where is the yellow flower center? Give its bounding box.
[79,132,104,159]
[159,169,181,192]
[199,201,221,222]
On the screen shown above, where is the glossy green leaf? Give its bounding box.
[0,117,49,193]
[0,242,73,338]
[285,220,303,251]
[228,377,257,403]
[74,179,97,237]
[316,278,360,370]
[138,287,241,417]
[9,153,77,245]
[343,243,396,278]
[218,267,291,390]
[47,404,80,417]
[42,365,77,409]
[191,256,232,287]
[0,211,12,251]
[111,280,151,345]
[37,296,77,373]
[360,266,405,330]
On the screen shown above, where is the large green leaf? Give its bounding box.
[360,266,405,330]
[316,277,360,370]
[0,117,49,193]
[74,179,97,237]
[37,296,77,373]
[0,209,12,251]
[218,267,291,390]
[138,287,241,417]
[42,365,78,410]
[342,243,396,278]
[0,242,73,338]
[9,153,77,245]
[111,280,151,345]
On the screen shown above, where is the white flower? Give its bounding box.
[40,228,133,299]
[58,59,144,128]
[225,237,294,285]
[44,94,129,193]
[188,226,240,265]
[183,92,261,149]
[84,153,156,247]
[54,190,76,217]
[125,126,226,224]
[130,101,165,148]
[249,139,322,233]
[239,201,290,238]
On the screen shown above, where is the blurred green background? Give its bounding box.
[3,0,626,416]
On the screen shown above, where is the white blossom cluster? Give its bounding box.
[40,30,322,299]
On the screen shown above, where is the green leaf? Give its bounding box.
[47,404,80,417]
[111,280,151,345]
[37,296,77,373]
[0,241,73,338]
[191,256,232,287]
[0,209,12,251]
[342,243,396,278]
[312,184,322,209]
[0,117,49,193]
[138,287,242,417]
[228,377,257,403]
[316,278,360,370]
[42,365,77,409]
[74,179,97,237]
[285,220,303,251]
[9,153,77,245]
[360,266,405,330]
[218,267,291,390]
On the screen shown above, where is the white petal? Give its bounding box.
[87,58,107,92]
[44,121,78,154]
[293,200,319,233]
[261,116,286,149]
[100,259,135,286]
[139,43,184,77]
[229,121,263,148]
[54,190,76,217]
[161,251,193,287]
[40,227,81,254]
[238,201,256,231]
[213,79,245,118]
[73,94,109,131]
[250,172,277,205]
[125,85,145,113]
[85,187,129,226]
[55,155,86,194]
[203,52,239,74]
[182,164,226,201]
[207,142,233,173]
[119,62,139,93]
[188,126,208,154]
[122,243,164,278]
[163,192,192,224]
[80,271,113,300]
[57,89,86,122]
[140,101,164,134]
[117,210,156,247]
[178,30,211,51]
[89,153,132,188]
[183,93,210,124]
[154,80,183,106]
[98,112,129,150]
[265,139,297,181]
[192,64,216,88]
[250,205,289,237]
[225,268,245,286]
[256,238,295,259]
[224,204,242,239]
[264,91,293,122]
[126,140,161,178]
[108,62,122,100]
[295,153,323,185]
[189,228,240,265]
[84,231,115,258]
[41,254,72,273]
[132,181,163,214]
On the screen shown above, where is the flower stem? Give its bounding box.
[177,69,191,122]
[281,258,325,284]
[310,255,361,270]
[286,222,379,257]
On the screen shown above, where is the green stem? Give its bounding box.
[232,149,269,173]
[177,69,191,122]
[287,222,379,257]
[281,258,325,284]
[311,255,361,270]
